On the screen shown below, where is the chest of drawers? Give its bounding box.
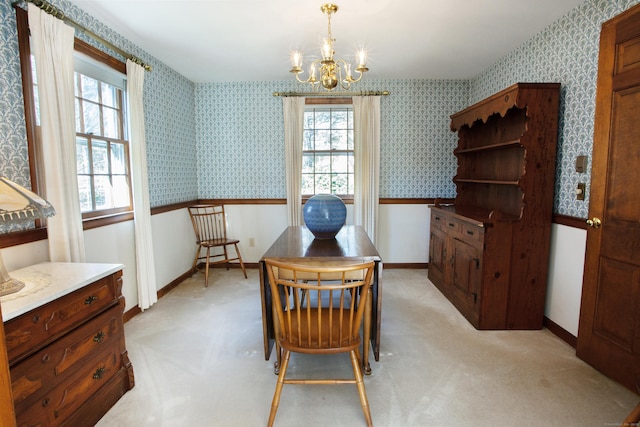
[2,263,134,426]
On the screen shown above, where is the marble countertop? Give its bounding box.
[1,262,124,322]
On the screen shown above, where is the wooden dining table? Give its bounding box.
[259,225,383,374]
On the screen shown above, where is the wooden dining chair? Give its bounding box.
[263,258,376,427]
[187,205,247,287]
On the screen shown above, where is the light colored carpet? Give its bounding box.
[96,268,638,426]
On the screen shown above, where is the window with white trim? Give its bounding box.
[302,104,354,196]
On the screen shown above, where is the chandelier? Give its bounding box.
[290,4,369,91]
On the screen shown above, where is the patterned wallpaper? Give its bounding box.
[471,0,640,217]
[195,79,466,199]
[0,0,198,208]
[2,0,639,217]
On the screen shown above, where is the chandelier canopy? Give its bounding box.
[290,4,369,91]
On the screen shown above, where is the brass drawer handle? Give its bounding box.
[93,331,105,343]
[93,367,106,380]
[85,295,99,305]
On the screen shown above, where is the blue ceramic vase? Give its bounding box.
[303,194,346,239]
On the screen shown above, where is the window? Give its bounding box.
[21,23,132,220]
[302,104,354,196]
[74,71,131,215]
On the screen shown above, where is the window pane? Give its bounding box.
[303,130,314,150]
[304,112,314,129]
[103,107,118,138]
[302,153,315,173]
[77,175,93,212]
[94,175,111,210]
[83,102,100,135]
[301,174,315,194]
[112,175,130,208]
[111,143,126,174]
[315,174,331,193]
[333,173,348,194]
[81,74,99,102]
[315,111,331,129]
[101,82,118,108]
[315,130,331,151]
[92,140,109,174]
[315,154,331,173]
[76,137,90,174]
[332,152,349,172]
[332,111,348,129]
[332,130,349,150]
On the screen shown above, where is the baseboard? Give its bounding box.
[543,316,577,348]
[123,269,195,323]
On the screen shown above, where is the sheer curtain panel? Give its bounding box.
[127,60,158,310]
[28,4,86,262]
[283,97,305,226]
[353,96,381,245]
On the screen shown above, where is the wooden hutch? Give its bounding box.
[429,83,561,329]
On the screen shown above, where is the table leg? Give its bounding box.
[260,261,274,361]
[362,284,372,375]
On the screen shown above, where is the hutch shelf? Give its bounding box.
[429,82,561,329]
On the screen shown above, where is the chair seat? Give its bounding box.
[280,308,361,353]
[199,238,240,247]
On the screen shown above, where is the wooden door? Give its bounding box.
[576,3,640,395]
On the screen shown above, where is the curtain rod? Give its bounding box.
[273,90,390,97]
[12,0,152,71]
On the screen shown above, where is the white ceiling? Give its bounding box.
[65,0,587,84]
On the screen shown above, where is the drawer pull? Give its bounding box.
[448,222,455,227]
[434,216,441,221]
[32,314,40,323]
[93,367,106,380]
[42,397,50,407]
[41,354,51,363]
[93,331,105,343]
[466,230,474,236]
[85,295,99,305]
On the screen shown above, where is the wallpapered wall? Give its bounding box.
[1,0,639,215]
[0,0,198,208]
[195,79,466,199]
[471,0,640,218]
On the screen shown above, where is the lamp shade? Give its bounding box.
[0,177,55,223]
[0,176,56,297]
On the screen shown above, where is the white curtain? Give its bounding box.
[28,4,86,262]
[353,96,381,245]
[283,97,305,226]
[127,60,158,310]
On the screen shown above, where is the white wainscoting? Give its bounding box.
[1,205,587,335]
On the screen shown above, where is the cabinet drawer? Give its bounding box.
[444,218,462,233]
[4,274,119,365]
[461,222,484,242]
[15,340,123,427]
[11,305,123,410]
[431,211,445,229]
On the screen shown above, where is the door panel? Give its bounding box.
[577,3,640,395]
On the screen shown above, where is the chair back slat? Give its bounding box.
[188,205,228,243]
[264,259,375,353]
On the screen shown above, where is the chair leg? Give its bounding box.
[268,349,290,427]
[191,245,201,276]
[234,243,248,278]
[350,349,372,427]
[204,247,211,288]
